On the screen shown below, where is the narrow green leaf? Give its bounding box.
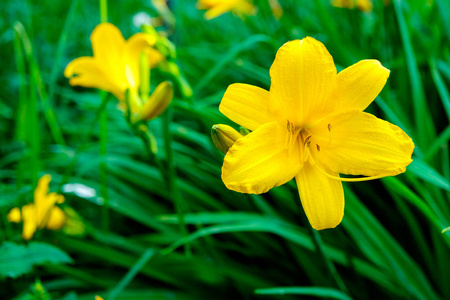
[254,287,352,300]
[407,159,450,191]
[392,0,436,147]
[194,34,276,94]
[108,249,156,300]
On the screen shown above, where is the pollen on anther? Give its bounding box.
[328,124,332,131]
[316,144,320,152]
[304,135,312,145]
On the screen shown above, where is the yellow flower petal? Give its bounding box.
[296,163,344,230]
[316,111,414,176]
[91,23,126,85]
[34,174,51,209]
[204,3,235,19]
[197,0,223,8]
[222,122,302,194]
[335,60,390,112]
[235,1,255,15]
[33,175,65,229]
[46,206,66,230]
[269,38,337,125]
[219,83,272,131]
[356,0,373,12]
[124,33,158,90]
[7,207,21,223]
[146,48,165,68]
[141,81,173,121]
[331,0,355,9]
[21,204,37,240]
[64,57,124,100]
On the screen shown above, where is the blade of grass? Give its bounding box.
[13,22,40,186]
[100,92,109,231]
[344,188,439,300]
[162,107,191,257]
[157,217,399,293]
[14,22,66,146]
[392,0,436,148]
[48,0,81,102]
[382,177,441,230]
[429,58,450,121]
[193,34,276,95]
[108,249,156,300]
[407,159,450,192]
[99,1,109,231]
[13,21,29,189]
[254,287,353,300]
[423,125,450,162]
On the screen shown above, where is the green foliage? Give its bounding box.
[0,242,73,279]
[1,0,449,299]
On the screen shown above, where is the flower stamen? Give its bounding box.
[303,135,312,163]
[327,123,332,147]
[315,164,390,182]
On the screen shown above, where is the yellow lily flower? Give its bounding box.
[331,0,373,12]
[64,23,170,118]
[7,175,66,239]
[219,37,414,230]
[197,0,255,20]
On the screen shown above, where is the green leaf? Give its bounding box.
[0,242,73,279]
[407,159,450,191]
[254,287,352,300]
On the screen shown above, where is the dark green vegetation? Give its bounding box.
[1,0,450,299]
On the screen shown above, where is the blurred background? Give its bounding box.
[1,0,450,299]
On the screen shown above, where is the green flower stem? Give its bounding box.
[109,249,156,300]
[138,128,166,177]
[13,23,28,189]
[310,228,349,294]
[299,205,348,295]
[98,0,109,232]
[100,92,109,231]
[162,107,191,257]
[100,0,108,23]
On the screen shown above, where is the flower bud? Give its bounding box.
[141,81,173,121]
[211,124,243,154]
[239,127,250,136]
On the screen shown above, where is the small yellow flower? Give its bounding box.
[219,37,414,230]
[65,23,172,121]
[197,0,255,20]
[331,0,373,12]
[211,124,243,154]
[7,175,66,240]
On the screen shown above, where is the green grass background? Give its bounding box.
[1,0,450,299]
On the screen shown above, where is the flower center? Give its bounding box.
[285,120,333,164]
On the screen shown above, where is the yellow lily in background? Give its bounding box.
[65,23,172,121]
[331,0,373,12]
[197,0,256,20]
[219,37,414,230]
[7,175,66,240]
